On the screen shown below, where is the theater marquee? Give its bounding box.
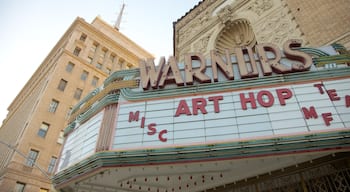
[56,39,350,172]
[113,78,350,149]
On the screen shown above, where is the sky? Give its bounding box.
[0,0,201,123]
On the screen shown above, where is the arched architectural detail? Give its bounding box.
[214,18,256,54]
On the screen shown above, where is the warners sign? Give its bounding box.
[140,39,312,90]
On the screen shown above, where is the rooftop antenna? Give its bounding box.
[114,1,125,30]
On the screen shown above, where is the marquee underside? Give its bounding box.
[54,149,349,192]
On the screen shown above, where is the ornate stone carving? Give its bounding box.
[215,19,256,54]
[217,4,236,23]
[247,0,273,16]
[178,10,213,48]
[177,46,191,61]
[193,33,212,53]
[256,9,300,45]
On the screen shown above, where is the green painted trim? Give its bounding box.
[64,93,119,135]
[313,54,350,67]
[296,47,330,57]
[331,43,348,53]
[104,68,139,86]
[53,130,350,185]
[121,67,350,101]
[71,87,101,115]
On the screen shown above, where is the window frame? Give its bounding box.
[80,70,89,81]
[65,62,75,72]
[48,99,59,113]
[57,130,64,144]
[74,88,83,100]
[91,42,98,52]
[79,33,87,42]
[15,182,26,192]
[57,79,68,91]
[25,149,39,167]
[109,54,116,63]
[37,122,50,138]
[91,76,99,87]
[47,156,57,173]
[96,62,102,69]
[73,47,81,56]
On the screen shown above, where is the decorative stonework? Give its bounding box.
[256,9,301,45]
[193,33,212,53]
[175,0,218,29]
[216,4,237,24]
[247,0,274,16]
[215,19,256,54]
[178,46,191,60]
[178,10,213,48]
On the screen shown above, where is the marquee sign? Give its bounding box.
[139,39,313,90]
[113,78,350,149]
[56,40,350,174]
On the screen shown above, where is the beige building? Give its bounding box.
[51,1,350,192]
[173,0,350,61]
[0,16,153,192]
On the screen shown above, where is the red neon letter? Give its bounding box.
[240,92,257,110]
[345,95,350,107]
[257,90,274,107]
[327,89,340,101]
[313,83,324,94]
[301,106,318,119]
[208,96,223,113]
[175,100,192,117]
[158,129,168,142]
[276,88,293,105]
[192,98,208,115]
[147,123,157,135]
[141,117,145,128]
[129,111,140,122]
[322,113,333,126]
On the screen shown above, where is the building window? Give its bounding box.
[15,182,26,192]
[87,56,93,64]
[65,62,75,72]
[91,42,98,52]
[96,62,102,69]
[57,130,64,144]
[110,54,116,63]
[26,149,39,167]
[92,76,99,87]
[101,48,107,58]
[49,99,59,113]
[65,107,72,120]
[119,60,125,69]
[79,33,87,41]
[47,156,57,173]
[73,47,81,56]
[37,122,49,138]
[74,88,83,100]
[80,70,89,81]
[57,79,68,91]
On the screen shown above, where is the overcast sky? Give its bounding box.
[0,0,200,124]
